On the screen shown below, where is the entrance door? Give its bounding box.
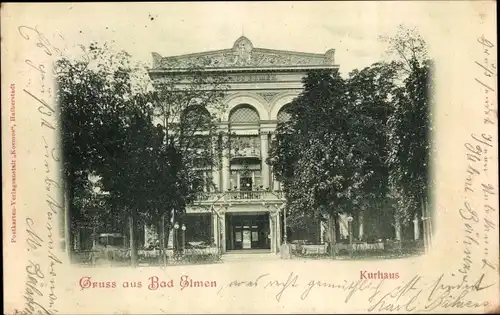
[226,214,271,250]
[242,229,251,249]
[233,225,253,249]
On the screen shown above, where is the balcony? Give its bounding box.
[227,190,263,200]
[193,190,284,204]
[230,147,261,161]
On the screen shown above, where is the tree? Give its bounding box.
[269,70,360,253]
[383,26,434,242]
[57,42,229,266]
[269,28,432,253]
[345,62,401,240]
[56,42,137,257]
[379,25,428,75]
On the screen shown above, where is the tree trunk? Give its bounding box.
[332,214,337,257]
[421,197,431,253]
[129,213,138,267]
[161,214,166,266]
[156,220,162,263]
[328,212,337,258]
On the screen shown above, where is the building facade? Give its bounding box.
[146,36,339,254]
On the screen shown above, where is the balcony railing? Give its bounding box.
[227,190,263,200]
[230,147,261,159]
[193,190,284,203]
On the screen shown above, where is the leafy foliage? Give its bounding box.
[56,42,228,263]
[269,26,433,240]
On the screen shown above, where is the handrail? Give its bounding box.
[195,190,285,202]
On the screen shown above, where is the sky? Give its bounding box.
[3,2,455,77]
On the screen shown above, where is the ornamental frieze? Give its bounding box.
[152,36,335,69]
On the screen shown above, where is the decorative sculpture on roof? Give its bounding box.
[234,36,253,65]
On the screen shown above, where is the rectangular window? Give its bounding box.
[272,172,281,191]
[254,170,262,189]
[230,171,238,190]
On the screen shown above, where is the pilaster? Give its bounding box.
[211,135,220,191]
[221,134,230,192]
[276,211,282,252]
[212,212,219,248]
[269,213,275,253]
[219,209,227,253]
[260,133,270,188]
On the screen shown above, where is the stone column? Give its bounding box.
[394,214,401,241]
[221,134,230,192]
[212,212,219,248]
[260,133,270,188]
[270,133,277,190]
[269,213,275,253]
[212,135,220,192]
[276,210,282,251]
[413,213,420,240]
[220,211,226,253]
[358,212,364,240]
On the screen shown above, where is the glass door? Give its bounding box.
[234,225,243,249]
[240,177,252,190]
[229,214,272,250]
[239,176,252,199]
[242,228,252,249]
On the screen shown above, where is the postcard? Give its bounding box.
[1,2,498,314]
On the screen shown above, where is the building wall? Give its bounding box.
[147,37,338,253]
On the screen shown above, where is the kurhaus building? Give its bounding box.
[145,36,339,254]
[71,37,424,255]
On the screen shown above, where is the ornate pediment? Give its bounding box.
[152,36,336,70]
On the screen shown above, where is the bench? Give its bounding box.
[301,244,328,255]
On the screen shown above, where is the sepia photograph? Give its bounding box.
[2,2,498,314]
[61,28,432,268]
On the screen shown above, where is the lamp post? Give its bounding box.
[173,222,179,256]
[347,215,354,257]
[283,207,287,244]
[181,224,186,254]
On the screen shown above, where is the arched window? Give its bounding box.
[229,104,260,123]
[277,104,292,123]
